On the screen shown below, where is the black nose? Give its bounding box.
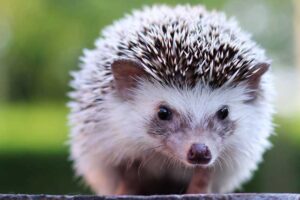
[187,143,212,164]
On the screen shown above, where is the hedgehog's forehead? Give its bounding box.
[117,22,260,89]
[135,80,247,121]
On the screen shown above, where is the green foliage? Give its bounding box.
[0,151,91,194]
[0,103,68,152]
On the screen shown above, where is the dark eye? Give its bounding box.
[216,106,229,120]
[158,106,172,121]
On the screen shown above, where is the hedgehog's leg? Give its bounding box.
[85,163,148,195]
[114,160,145,195]
[114,177,141,195]
[87,167,140,195]
[83,165,123,195]
[186,167,211,194]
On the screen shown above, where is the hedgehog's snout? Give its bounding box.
[187,143,212,165]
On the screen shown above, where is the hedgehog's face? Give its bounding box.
[112,59,269,167]
[131,82,246,168]
[144,101,234,167]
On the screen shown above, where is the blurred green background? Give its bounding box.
[0,0,300,194]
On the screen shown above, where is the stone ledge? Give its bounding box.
[0,194,299,200]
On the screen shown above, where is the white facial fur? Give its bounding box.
[130,78,273,167]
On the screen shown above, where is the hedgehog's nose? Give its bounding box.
[187,143,211,165]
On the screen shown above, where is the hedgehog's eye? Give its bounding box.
[216,106,229,120]
[158,106,172,121]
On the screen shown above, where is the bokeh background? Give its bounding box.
[0,0,300,194]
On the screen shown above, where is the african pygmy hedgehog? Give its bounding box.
[68,5,275,195]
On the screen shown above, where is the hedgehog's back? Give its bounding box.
[89,5,268,89]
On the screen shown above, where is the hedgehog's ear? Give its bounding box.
[245,62,270,102]
[111,59,149,100]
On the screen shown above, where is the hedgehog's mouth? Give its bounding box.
[176,156,215,169]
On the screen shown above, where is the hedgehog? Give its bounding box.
[68,5,275,195]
